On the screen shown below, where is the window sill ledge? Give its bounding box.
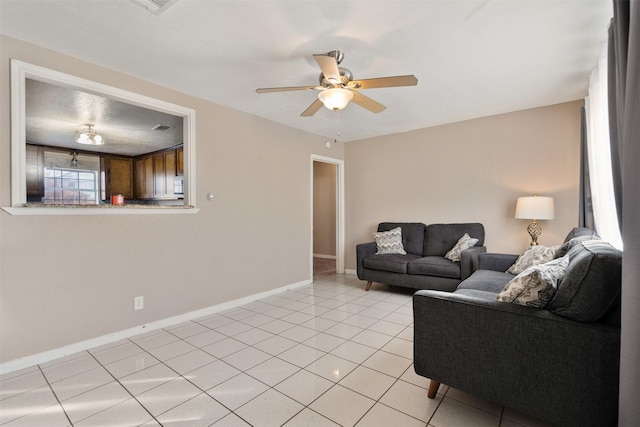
[1,204,199,216]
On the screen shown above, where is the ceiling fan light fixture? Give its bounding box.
[318,88,354,111]
[75,124,104,145]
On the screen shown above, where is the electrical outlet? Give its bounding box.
[134,296,144,311]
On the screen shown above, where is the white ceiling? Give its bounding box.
[0,0,612,143]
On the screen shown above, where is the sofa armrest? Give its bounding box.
[413,290,620,427]
[477,252,518,272]
[460,246,486,279]
[356,242,377,279]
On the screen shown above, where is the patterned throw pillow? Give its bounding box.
[506,245,559,275]
[444,233,479,262]
[375,227,407,255]
[497,255,569,308]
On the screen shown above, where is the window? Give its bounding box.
[43,168,99,205]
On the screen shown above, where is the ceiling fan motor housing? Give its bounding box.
[319,67,352,87]
[327,50,344,64]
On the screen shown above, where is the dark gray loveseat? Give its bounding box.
[356,222,486,291]
[413,227,621,427]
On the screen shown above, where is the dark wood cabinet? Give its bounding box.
[104,156,133,198]
[164,150,176,197]
[134,156,154,199]
[134,148,179,200]
[153,152,167,198]
[176,147,184,175]
[152,150,177,199]
[26,144,44,198]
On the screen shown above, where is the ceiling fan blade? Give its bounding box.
[256,85,317,94]
[313,54,340,83]
[351,91,386,113]
[300,98,324,117]
[349,75,418,90]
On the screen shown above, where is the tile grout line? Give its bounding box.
[84,350,161,426]
[161,320,324,426]
[36,364,74,426]
[122,336,241,425]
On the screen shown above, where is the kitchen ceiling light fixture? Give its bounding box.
[75,124,104,146]
[318,88,354,111]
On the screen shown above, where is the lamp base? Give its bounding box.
[527,220,542,246]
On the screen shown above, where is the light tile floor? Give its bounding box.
[0,273,555,427]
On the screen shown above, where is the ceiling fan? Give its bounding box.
[256,50,418,117]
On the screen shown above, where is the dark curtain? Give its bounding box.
[608,5,628,229]
[608,24,623,227]
[609,0,640,424]
[579,107,594,229]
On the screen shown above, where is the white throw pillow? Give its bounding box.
[375,227,407,255]
[444,233,479,262]
[497,255,569,308]
[506,245,559,275]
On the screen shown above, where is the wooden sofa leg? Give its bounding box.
[428,380,440,398]
[365,281,372,291]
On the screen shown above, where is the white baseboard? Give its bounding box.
[0,279,312,375]
[313,254,336,259]
[345,268,357,275]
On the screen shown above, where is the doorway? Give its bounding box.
[311,155,345,278]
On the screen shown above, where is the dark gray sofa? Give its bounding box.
[413,227,621,427]
[356,222,486,291]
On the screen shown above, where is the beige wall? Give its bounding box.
[313,161,337,257]
[345,101,583,270]
[0,34,583,365]
[0,35,344,363]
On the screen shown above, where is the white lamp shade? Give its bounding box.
[515,196,555,220]
[318,88,354,111]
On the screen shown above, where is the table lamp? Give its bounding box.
[515,195,555,245]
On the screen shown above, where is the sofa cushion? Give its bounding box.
[407,256,460,279]
[457,270,514,293]
[444,233,479,262]
[454,288,501,301]
[497,255,569,308]
[555,234,601,258]
[423,223,484,256]
[547,240,622,321]
[506,245,558,275]
[362,254,422,274]
[562,226,599,242]
[378,222,426,256]
[374,227,406,255]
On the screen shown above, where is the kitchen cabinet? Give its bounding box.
[176,146,184,175]
[153,153,166,198]
[26,144,44,198]
[163,149,177,198]
[134,148,178,200]
[134,156,154,199]
[104,156,133,199]
[153,150,177,199]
